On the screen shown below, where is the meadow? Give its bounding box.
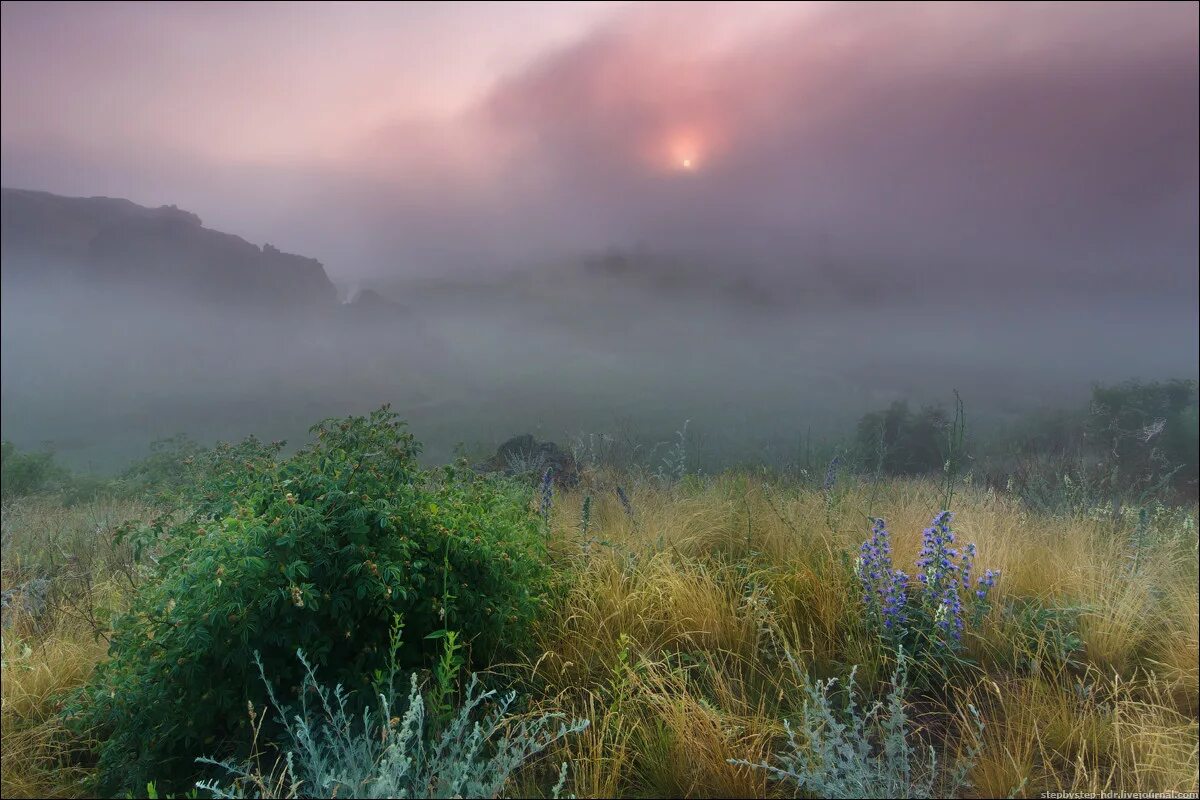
[1,384,1197,799]
[4,4,1198,798]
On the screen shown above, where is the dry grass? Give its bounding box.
[2,496,145,799]
[967,670,1199,797]
[521,474,1199,798]
[2,479,1197,798]
[2,613,108,798]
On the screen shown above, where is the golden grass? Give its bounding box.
[967,670,1199,797]
[1,496,145,799]
[523,475,1199,797]
[1,613,108,798]
[2,480,1197,797]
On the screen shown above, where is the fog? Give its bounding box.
[1,2,1197,470]
[2,260,1195,471]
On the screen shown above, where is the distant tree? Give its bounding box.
[1088,379,1198,490]
[855,401,950,476]
[0,440,68,502]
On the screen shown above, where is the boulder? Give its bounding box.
[482,434,579,488]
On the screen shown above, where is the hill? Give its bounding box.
[1,187,336,307]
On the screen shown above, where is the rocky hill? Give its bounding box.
[1,187,336,307]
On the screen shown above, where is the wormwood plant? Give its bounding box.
[69,407,553,796]
[655,420,690,487]
[197,649,588,799]
[730,652,983,799]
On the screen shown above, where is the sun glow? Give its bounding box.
[638,123,725,174]
[669,137,701,172]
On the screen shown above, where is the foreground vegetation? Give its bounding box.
[2,387,1197,798]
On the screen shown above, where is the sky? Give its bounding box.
[2,1,1198,298]
[2,1,1198,465]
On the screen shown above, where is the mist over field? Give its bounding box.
[2,255,1197,471]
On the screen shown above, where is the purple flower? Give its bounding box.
[856,518,908,634]
[961,542,976,590]
[857,510,997,654]
[539,467,554,519]
[917,511,960,605]
[615,485,634,517]
[823,456,841,494]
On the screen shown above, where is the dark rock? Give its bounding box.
[483,434,579,488]
[1,577,50,629]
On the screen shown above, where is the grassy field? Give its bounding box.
[2,469,1196,798]
[2,497,147,798]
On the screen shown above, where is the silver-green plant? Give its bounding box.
[196,650,588,799]
[729,651,982,799]
[655,420,690,487]
[503,449,549,481]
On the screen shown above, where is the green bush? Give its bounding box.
[1005,408,1089,458]
[117,434,208,499]
[980,379,1198,511]
[1166,401,1198,488]
[1,440,69,502]
[1,441,115,505]
[70,407,552,796]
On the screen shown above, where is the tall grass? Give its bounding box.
[2,612,108,798]
[2,496,146,798]
[1,479,1196,798]
[520,475,1198,797]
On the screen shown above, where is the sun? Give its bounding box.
[644,126,711,174]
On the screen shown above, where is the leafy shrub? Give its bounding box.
[1165,401,1198,488]
[1,442,116,505]
[730,652,982,798]
[855,402,951,477]
[197,649,588,799]
[1008,408,1090,458]
[117,434,207,499]
[1,441,69,502]
[999,599,1087,674]
[70,407,553,796]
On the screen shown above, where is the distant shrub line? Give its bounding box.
[6,380,1194,518]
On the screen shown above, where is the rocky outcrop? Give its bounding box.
[481,434,580,488]
[0,577,50,630]
[343,288,407,319]
[1,187,336,307]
